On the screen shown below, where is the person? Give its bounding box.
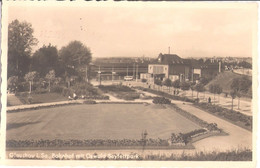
[208,97,211,103]
[73,93,78,100]
[68,96,73,101]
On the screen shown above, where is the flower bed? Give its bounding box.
[99,85,140,100]
[193,102,252,131]
[6,138,170,148]
[169,104,221,132]
[152,97,171,104]
[136,86,251,131]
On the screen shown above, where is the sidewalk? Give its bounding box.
[123,81,252,116]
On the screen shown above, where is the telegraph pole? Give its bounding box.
[127,65,129,76]
[133,63,135,79]
[136,64,138,82]
[98,65,101,85]
[112,66,114,82]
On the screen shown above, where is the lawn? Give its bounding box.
[16,92,67,105]
[7,104,201,140]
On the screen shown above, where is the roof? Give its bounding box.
[151,53,186,65]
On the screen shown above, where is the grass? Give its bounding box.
[7,104,201,140]
[205,71,252,97]
[17,92,67,104]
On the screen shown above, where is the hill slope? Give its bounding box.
[205,71,252,94]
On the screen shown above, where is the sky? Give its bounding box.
[7,2,258,59]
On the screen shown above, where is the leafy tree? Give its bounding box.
[8,19,38,78]
[199,77,209,86]
[238,61,252,69]
[190,82,196,98]
[209,84,222,104]
[231,76,251,109]
[216,85,223,102]
[7,76,19,93]
[154,79,162,91]
[230,90,237,111]
[180,82,190,91]
[163,78,172,92]
[31,44,59,77]
[59,41,92,78]
[154,79,162,86]
[172,80,180,89]
[45,70,56,92]
[195,83,205,99]
[24,71,38,93]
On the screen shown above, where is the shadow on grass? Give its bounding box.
[7,121,41,131]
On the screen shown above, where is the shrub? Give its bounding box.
[153,97,171,104]
[51,85,64,93]
[83,100,97,104]
[33,87,48,94]
[141,79,147,83]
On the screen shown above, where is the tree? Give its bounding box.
[8,19,38,78]
[45,70,56,92]
[24,71,38,93]
[230,90,237,111]
[195,83,205,99]
[231,77,251,109]
[31,44,59,77]
[238,61,252,69]
[59,41,92,78]
[7,76,19,93]
[163,78,172,92]
[172,80,180,95]
[216,85,223,102]
[180,82,190,91]
[209,84,222,104]
[190,82,196,98]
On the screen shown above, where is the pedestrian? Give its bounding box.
[208,97,211,103]
[73,93,78,100]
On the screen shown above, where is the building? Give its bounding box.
[146,53,222,83]
[147,53,190,82]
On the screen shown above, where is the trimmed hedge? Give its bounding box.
[153,97,171,104]
[136,87,195,103]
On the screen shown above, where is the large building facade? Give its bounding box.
[143,53,222,83]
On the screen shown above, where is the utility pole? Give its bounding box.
[112,66,114,82]
[133,63,135,79]
[127,65,129,76]
[136,64,138,82]
[168,46,170,54]
[98,65,101,85]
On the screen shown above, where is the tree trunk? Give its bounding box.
[197,91,199,99]
[238,97,240,110]
[232,98,234,110]
[214,93,215,104]
[29,81,32,94]
[49,80,51,92]
[192,90,193,98]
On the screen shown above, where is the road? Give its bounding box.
[135,88,252,152]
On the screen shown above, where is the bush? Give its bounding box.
[83,100,97,104]
[141,79,147,83]
[153,97,171,104]
[194,102,252,130]
[51,85,64,93]
[33,87,48,94]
